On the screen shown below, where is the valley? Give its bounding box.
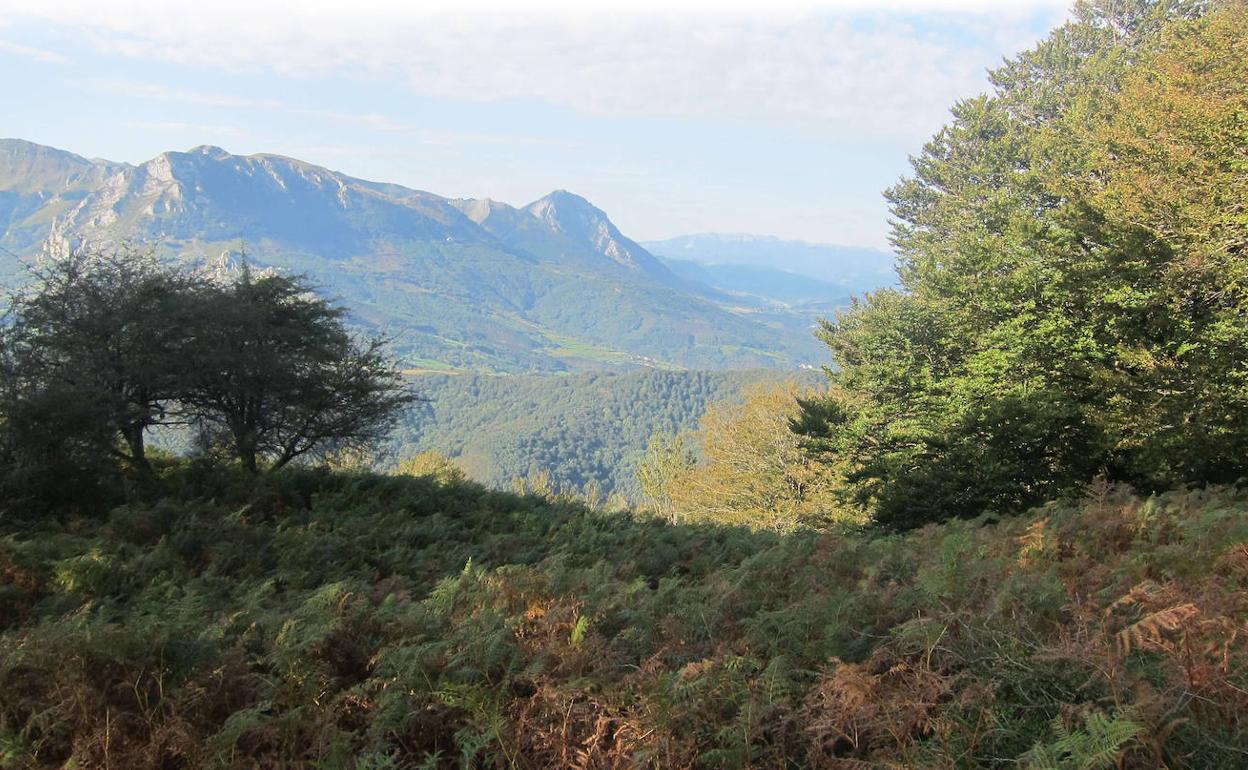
[393,368,822,498]
[4,2,1248,766]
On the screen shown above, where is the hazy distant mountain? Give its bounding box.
[661,258,856,307]
[0,139,828,373]
[643,233,897,294]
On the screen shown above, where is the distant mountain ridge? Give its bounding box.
[643,232,897,293]
[659,258,856,307]
[0,139,854,373]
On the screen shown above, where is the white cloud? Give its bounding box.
[85,79,285,110]
[0,0,1068,16]
[2,0,1068,141]
[0,38,67,63]
[122,120,244,136]
[90,78,583,151]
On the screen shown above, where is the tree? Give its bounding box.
[796,0,1236,528]
[636,431,695,524]
[1,247,414,489]
[186,270,414,472]
[4,247,206,473]
[641,383,855,532]
[396,450,468,486]
[0,326,26,496]
[1052,2,1248,486]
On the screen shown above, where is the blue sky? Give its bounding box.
[0,0,1068,248]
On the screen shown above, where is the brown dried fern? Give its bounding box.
[1116,603,1200,656]
[1016,516,1052,568]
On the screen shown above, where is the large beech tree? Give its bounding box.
[796,0,1245,528]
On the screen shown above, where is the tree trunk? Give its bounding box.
[237,435,259,474]
[123,423,151,474]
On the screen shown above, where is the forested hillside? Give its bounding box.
[392,369,819,498]
[4,1,1248,768]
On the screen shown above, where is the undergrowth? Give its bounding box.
[2,468,1247,768]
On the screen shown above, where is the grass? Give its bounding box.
[1,468,1247,768]
[540,330,675,369]
[398,360,464,375]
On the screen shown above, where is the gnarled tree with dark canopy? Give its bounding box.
[1,248,414,489]
[3,248,206,474]
[185,269,415,473]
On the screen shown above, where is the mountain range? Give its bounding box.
[642,233,896,289]
[0,139,889,373]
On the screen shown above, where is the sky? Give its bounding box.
[0,0,1069,249]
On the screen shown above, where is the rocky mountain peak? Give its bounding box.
[523,190,604,233]
[187,145,232,160]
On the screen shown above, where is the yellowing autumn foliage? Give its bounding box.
[639,383,859,532]
[1083,3,1248,265]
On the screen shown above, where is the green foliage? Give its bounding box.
[186,269,415,472]
[395,450,468,486]
[393,368,811,499]
[0,250,413,495]
[1022,711,1146,770]
[797,0,1248,528]
[0,247,199,508]
[636,431,696,523]
[2,468,1246,768]
[2,247,205,468]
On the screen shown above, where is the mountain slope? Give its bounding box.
[4,471,1246,767]
[0,139,826,373]
[0,140,128,271]
[456,191,678,286]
